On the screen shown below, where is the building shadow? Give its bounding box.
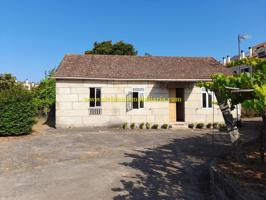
[112,132,232,200]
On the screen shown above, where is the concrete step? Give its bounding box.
[170,122,188,129]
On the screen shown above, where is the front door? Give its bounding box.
[169,88,176,122]
[169,88,185,122]
[176,88,185,121]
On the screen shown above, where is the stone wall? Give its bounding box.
[56,79,234,128]
[210,160,266,200]
[56,80,169,128]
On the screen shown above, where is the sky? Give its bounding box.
[0,0,266,82]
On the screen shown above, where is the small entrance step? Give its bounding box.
[170,122,188,129]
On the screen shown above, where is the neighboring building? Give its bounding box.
[16,79,38,90]
[223,41,266,64]
[223,42,266,74]
[54,54,236,128]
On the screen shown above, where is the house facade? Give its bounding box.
[54,54,235,128]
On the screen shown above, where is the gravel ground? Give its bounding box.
[0,127,235,200]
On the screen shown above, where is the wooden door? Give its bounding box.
[169,88,176,122]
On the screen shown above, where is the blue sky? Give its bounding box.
[0,0,266,82]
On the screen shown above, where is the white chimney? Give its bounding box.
[241,50,245,59]
[227,55,231,63]
[248,47,253,57]
[222,57,227,65]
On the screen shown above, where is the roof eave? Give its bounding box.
[53,76,212,82]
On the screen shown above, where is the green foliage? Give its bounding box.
[145,122,150,129]
[206,123,212,128]
[198,58,266,114]
[161,124,168,129]
[188,123,194,129]
[151,124,159,129]
[0,73,17,92]
[196,123,204,129]
[122,122,128,129]
[33,69,55,116]
[213,122,219,129]
[226,57,263,67]
[139,122,145,129]
[130,123,136,129]
[0,88,36,136]
[85,41,137,55]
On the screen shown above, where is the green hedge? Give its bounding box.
[0,88,36,136]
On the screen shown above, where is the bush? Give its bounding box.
[161,124,168,129]
[139,122,145,129]
[213,122,219,129]
[33,69,55,116]
[196,123,204,129]
[151,124,159,129]
[188,123,194,129]
[145,122,150,129]
[130,123,136,129]
[122,122,128,129]
[0,88,36,136]
[219,123,227,132]
[206,123,212,129]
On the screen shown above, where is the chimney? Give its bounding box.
[222,57,227,65]
[241,50,245,59]
[227,55,231,64]
[248,47,253,57]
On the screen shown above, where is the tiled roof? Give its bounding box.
[54,54,230,80]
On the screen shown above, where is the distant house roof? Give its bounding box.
[54,54,230,81]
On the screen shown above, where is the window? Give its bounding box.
[202,88,213,108]
[258,51,266,58]
[89,88,101,107]
[240,67,250,73]
[127,88,144,111]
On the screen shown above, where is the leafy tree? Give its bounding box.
[33,69,55,116]
[0,73,17,92]
[198,58,266,162]
[85,41,137,55]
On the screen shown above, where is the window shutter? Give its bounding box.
[126,92,133,111]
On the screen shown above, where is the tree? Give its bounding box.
[33,69,55,117]
[198,58,266,162]
[0,73,17,92]
[85,41,137,55]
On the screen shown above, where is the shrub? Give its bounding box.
[130,123,136,129]
[206,123,212,129]
[122,122,128,129]
[219,123,227,132]
[33,69,55,116]
[145,122,150,129]
[151,124,159,129]
[161,124,168,129]
[139,122,145,129]
[213,122,219,129]
[188,123,194,129]
[196,123,204,129]
[0,88,36,136]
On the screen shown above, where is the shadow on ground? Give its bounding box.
[112,133,232,200]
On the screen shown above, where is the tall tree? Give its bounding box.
[85,41,137,55]
[0,73,17,92]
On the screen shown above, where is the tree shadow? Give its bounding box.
[112,132,232,200]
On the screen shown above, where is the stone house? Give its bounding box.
[54,54,234,128]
